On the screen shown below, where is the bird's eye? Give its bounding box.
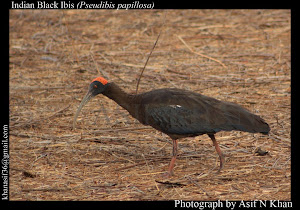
[94,85,98,89]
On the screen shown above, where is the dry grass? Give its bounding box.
[9,10,290,200]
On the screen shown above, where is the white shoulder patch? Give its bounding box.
[169,105,182,109]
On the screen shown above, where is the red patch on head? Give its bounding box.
[91,77,108,85]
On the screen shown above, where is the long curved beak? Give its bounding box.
[73,91,94,129]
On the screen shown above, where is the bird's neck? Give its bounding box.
[102,82,139,117]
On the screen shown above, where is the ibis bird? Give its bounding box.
[73,77,270,176]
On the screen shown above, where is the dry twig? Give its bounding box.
[177,35,227,69]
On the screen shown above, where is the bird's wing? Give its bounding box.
[144,103,226,135]
[140,88,270,135]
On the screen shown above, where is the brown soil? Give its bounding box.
[9,9,290,200]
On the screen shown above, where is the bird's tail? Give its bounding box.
[223,106,270,135]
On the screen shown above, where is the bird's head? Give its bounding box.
[73,77,108,129]
[88,76,109,97]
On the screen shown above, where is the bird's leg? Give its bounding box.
[208,134,225,172]
[165,139,178,177]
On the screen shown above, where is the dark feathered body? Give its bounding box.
[103,82,270,140]
[75,79,270,176]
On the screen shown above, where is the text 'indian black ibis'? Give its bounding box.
[73,77,270,177]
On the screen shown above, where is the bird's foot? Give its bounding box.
[216,167,223,174]
[217,153,225,173]
[161,170,174,178]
